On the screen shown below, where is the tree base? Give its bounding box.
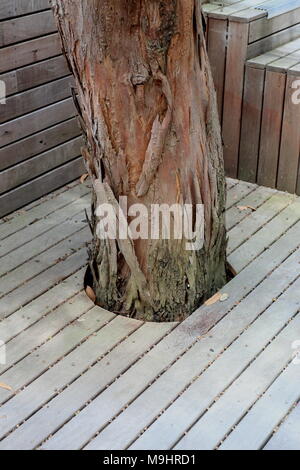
[84,254,232,323]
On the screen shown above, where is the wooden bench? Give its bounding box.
[203,0,300,194]
[241,38,300,194]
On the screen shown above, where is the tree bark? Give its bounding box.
[52,0,227,322]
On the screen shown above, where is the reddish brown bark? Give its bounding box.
[52,0,227,322]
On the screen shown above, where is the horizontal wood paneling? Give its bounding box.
[0,33,61,74]
[0,97,77,147]
[0,10,56,47]
[0,137,83,194]
[0,0,50,20]
[0,159,85,218]
[0,4,84,216]
[0,55,70,97]
[0,118,81,171]
[0,75,74,123]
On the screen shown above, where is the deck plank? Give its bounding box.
[227,193,294,254]
[0,212,89,276]
[84,256,300,451]
[131,274,300,450]
[0,268,86,344]
[0,322,174,450]
[228,197,300,271]
[0,297,100,400]
[1,180,300,450]
[220,362,300,450]
[0,248,87,319]
[264,404,300,450]
[226,186,273,231]
[226,181,257,209]
[0,191,89,255]
[0,183,89,241]
[0,227,89,299]
[39,226,300,450]
[0,315,140,442]
[175,314,300,449]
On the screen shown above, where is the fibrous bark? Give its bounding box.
[52,0,227,322]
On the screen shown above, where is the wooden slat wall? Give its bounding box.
[0,2,84,217]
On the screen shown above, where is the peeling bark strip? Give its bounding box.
[52,0,227,322]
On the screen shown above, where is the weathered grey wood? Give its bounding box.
[226,178,238,190]
[264,405,300,450]
[206,0,269,20]
[13,180,79,212]
[0,227,89,298]
[0,118,82,171]
[175,314,300,450]
[0,158,85,218]
[0,76,73,124]
[0,267,86,344]
[0,10,56,47]
[257,0,300,19]
[0,183,88,241]
[131,273,300,450]
[0,137,81,194]
[0,6,83,208]
[267,47,300,73]
[247,36,300,69]
[0,322,174,450]
[220,361,300,450]
[89,270,300,451]
[0,0,50,20]
[228,198,300,271]
[0,247,87,320]
[0,55,70,98]
[0,290,94,379]
[0,98,77,148]
[229,7,267,23]
[247,23,300,59]
[0,198,88,268]
[227,193,294,254]
[0,180,299,449]
[0,33,61,74]
[0,315,142,441]
[40,225,300,450]
[226,186,273,232]
[249,3,300,43]
[226,181,257,209]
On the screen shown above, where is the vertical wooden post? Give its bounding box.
[222,20,249,178]
[238,65,265,183]
[257,70,286,189]
[207,17,228,121]
[277,73,300,193]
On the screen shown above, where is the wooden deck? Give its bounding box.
[0,178,299,450]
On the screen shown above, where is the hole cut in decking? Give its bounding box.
[83,262,236,323]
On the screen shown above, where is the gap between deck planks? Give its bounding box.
[0,178,300,450]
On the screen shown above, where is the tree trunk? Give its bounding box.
[52,0,227,322]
